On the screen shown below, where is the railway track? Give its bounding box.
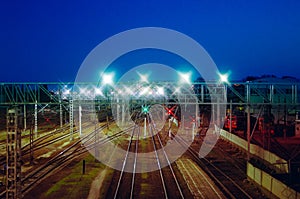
[0,120,129,198]
[0,126,67,163]
[20,121,126,196]
[108,115,188,199]
[0,122,94,166]
[150,120,185,199]
[173,130,253,199]
[112,124,140,199]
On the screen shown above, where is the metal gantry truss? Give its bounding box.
[0,81,299,139]
[0,81,300,197]
[0,81,298,104]
[0,81,299,127]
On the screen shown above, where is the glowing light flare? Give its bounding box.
[139,86,150,96]
[178,72,192,84]
[165,105,178,118]
[94,87,103,96]
[124,86,133,95]
[79,88,86,94]
[141,105,150,114]
[218,71,231,84]
[137,72,149,83]
[63,89,70,95]
[172,87,181,95]
[79,87,93,97]
[219,74,228,83]
[101,72,114,85]
[156,87,164,95]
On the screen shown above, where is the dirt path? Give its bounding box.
[87,168,108,199]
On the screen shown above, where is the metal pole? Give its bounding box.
[23,104,26,130]
[168,118,172,138]
[34,101,38,139]
[292,85,295,104]
[295,84,298,104]
[60,99,63,128]
[246,84,250,103]
[144,117,147,138]
[106,95,110,130]
[247,105,251,161]
[192,122,195,140]
[201,84,204,102]
[230,100,232,133]
[217,98,220,130]
[246,83,251,160]
[79,105,82,136]
[117,97,120,123]
[30,118,34,164]
[182,115,185,130]
[270,85,274,103]
[95,118,99,161]
[212,102,215,125]
[69,99,73,140]
[122,99,125,125]
[196,103,199,128]
[184,94,187,111]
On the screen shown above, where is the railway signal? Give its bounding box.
[165,105,177,119]
[141,105,150,114]
[165,105,180,127]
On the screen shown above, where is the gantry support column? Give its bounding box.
[69,99,74,140]
[246,84,251,160]
[23,104,26,131]
[79,105,82,136]
[59,99,63,128]
[229,100,232,133]
[122,99,125,126]
[6,107,22,199]
[34,101,38,139]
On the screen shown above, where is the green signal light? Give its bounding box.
[142,105,149,114]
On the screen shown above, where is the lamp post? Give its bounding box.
[101,73,114,129]
[178,71,193,137]
[218,72,230,134]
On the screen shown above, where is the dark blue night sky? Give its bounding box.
[1,0,300,82]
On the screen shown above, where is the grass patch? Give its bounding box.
[44,154,111,199]
[141,172,148,179]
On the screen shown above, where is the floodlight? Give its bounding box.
[219,73,229,84]
[157,87,164,95]
[94,87,103,96]
[102,73,114,85]
[178,72,191,84]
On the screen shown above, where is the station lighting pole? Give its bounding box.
[178,71,192,136]
[102,72,114,130]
